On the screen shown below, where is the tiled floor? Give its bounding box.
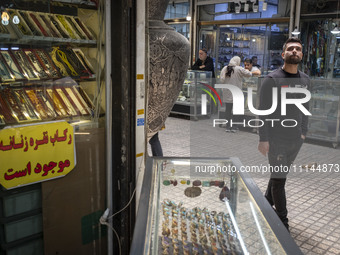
[154,114,340,255]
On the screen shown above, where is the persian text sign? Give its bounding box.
[0,121,76,189]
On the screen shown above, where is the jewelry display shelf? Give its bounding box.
[131,157,303,255]
[0,5,98,130]
[5,9,96,46]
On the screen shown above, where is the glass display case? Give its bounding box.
[0,2,106,254]
[242,76,261,117]
[307,79,340,148]
[217,76,261,130]
[131,157,302,255]
[215,25,287,75]
[171,70,213,120]
[0,4,102,131]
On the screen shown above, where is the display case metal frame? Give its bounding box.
[130,157,303,255]
[171,70,213,120]
[307,79,340,148]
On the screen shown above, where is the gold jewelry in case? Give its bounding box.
[23,50,49,79]
[37,13,61,38]
[13,88,41,121]
[0,56,15,82]
[63,87,89,115]
[65,16,87,40]
[73,17,95,40]
[7,9,32,36]
[50,47,69,77]
[35,88,57,119]
[1,88,29,122]
[72,48,95,76]
[0,50,25,80]
[25,89,50,119]
[57,49,78,76]
[71,86,93,114]
[55,88,78,116]
[18,10,43,36]
[48,14,70,39]
[56,14,78,39]
[11,50,40,80]
[46,88,68,117]
[34,49,60,78]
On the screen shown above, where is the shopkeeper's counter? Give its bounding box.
[130,157,303,255]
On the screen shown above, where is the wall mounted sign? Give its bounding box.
[0,121,76,189]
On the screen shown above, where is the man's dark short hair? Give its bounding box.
[244,58,252,64]
[251,56,257,60]
[200,48,208,53]
[282,37,302,52]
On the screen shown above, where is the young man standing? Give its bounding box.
[244,58,261,76]
[251,56,261,68]
[258,38,310,231]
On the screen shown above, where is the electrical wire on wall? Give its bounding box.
[99,154,144,255]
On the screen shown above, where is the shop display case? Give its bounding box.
[242,76,261,119]
[307,79,340,148]
[131,157,302,255]
[0,4,100,131]
[171,70,213,119]
[0,2,106,254]
[211,25,288,74]
[218,28,253,70]
[217,76,261,130]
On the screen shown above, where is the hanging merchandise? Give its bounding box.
[303,21,328,77]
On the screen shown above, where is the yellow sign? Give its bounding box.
[136,74,144,80]
[137,109,144,115]
[0,121,76,189]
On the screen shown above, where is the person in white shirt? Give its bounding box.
[220,56,252,132]
[244,58,261,76]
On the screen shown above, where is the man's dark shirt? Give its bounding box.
[191,56,215,78]
[258,68,310,141]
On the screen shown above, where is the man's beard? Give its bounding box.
[285,55,301,64]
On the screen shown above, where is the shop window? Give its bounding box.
[213,0,278,20]
[169,23,190,39]
[165,2,189,19]
[300,20,330,78]
[199,22,288,75]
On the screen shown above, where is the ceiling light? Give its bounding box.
[186,14,191,21]
[253,4,258,12]
[1,19,9,26]
[1,11,9,22]
[292,26,300,36]
[262,2,267,11]
[12,15,20,24]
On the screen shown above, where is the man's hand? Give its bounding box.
[199,65,205,69]
[258,141,269,156]
[252,70,261,76]
[301,135,305,140]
